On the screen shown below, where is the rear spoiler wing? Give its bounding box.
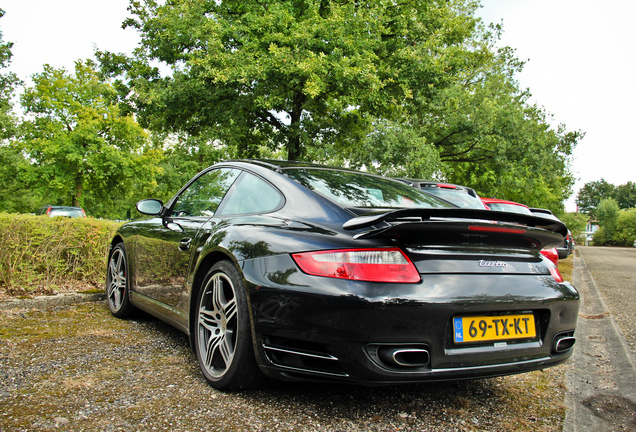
[343,208,568,248]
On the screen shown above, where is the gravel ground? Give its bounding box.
[0,302,568,432]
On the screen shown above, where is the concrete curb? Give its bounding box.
[0,292,106,311]
[564,250,636,431]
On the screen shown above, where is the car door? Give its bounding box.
[133,167,241,306]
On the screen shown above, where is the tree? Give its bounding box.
[18,60,161,219]
[0,9,33,214]
[614,209,636,247]
[99,0,490,161]
[594,200,636,247]
[576,179,616,215]
[614,181,636,210]
[560,212,587,243]
[0,8,20,140]
[595,197,619,236]
[98,0,580,213]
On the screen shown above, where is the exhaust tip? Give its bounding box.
[374,345,430,369]
[553,334,576,353]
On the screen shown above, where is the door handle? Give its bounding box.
[179,238,192,251]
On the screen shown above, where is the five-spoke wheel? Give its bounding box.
[194,261,262,390]
[106,243,133,318]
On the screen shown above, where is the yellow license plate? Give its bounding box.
[453,314,536,344]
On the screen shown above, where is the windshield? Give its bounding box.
[284,168,452,209]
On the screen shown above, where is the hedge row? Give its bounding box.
[0,213,122,294]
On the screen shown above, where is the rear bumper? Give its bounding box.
[243,257,580,384]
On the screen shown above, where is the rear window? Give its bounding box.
[423,188,487,209]
[48,208,85,218]
[487,203,532,215]
[284,168,452,209]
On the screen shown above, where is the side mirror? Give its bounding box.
[136,199,164,216]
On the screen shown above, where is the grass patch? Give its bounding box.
[559,253,574,282]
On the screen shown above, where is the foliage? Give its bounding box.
[97,0,581,213]
[614,181,636,210]
[595,198,619,232]
[576,179,636,219]
[150,130,241,203]
[337,120,443,179]
[446,103,580,213]
[560,212,587,243]
[0,8,20,140]
[100,0,490,162]
[0,212,122,294]
[14,60,162,219]
[614,209,636,246]
[0,143,44,213]
[575,179,616,215]
[593,199,636,247]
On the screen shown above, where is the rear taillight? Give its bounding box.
[292,248,420,283]
[549,266,564,283]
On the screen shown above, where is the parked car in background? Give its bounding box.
[556,230,574,259]
[397,179,489,209]
[527,208,573,259]
[481,198,531,214]
[106,160,578,390]
[37,205,86,218]
[481,198,560,266]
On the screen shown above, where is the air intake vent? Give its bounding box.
[262,337,348,377]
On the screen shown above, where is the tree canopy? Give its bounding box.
[97,0,581,214]
[576,179,636,217]
[17,60,161,219]
[0,1,586,218]
[100,0,490,160]
[0,8,19,140]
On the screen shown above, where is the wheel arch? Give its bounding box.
[109,235,124,253]
[188,250,242,347]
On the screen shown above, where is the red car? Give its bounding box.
[481,198,560,269]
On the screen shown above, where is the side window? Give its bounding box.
[171,168,240,217]
[220,172,283,215]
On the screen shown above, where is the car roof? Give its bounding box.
[232,159,355,172]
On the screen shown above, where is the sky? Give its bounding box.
[1,0,635,212]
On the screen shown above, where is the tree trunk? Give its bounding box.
[72,177,82,207]
[287,92,306,161]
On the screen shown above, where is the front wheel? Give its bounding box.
[194,261,262,390]
[106,243,134,318]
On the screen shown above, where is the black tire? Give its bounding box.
[106,243,134,318]
[194,261,262,390]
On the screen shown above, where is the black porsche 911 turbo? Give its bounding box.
[106,159,579,390]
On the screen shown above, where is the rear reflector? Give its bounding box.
[292,248,420,283]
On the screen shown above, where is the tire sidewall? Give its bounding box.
[194,260,259,390]
[106,243,133,318]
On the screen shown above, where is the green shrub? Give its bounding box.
[0,213,122,294]
[592,208,636,247]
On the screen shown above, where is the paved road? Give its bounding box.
[565,246,636,431]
